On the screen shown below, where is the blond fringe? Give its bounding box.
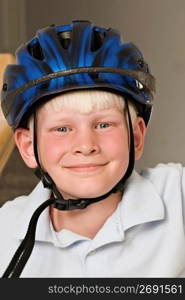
[29,90,137,129]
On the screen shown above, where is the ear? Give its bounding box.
[14,128,37,168]
[132,117,147,160]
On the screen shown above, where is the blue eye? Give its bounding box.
[96,123,110,129]
[57,127,69,132]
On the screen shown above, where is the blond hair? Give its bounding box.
[29,90,137,129]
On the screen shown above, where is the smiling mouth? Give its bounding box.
[64,163,107,172]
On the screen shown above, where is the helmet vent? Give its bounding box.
[2,83,8,91]
[137,58,149,72]
[58,31,71,49]
[89,72,99,80]
[27,40,44,60]
[91,30,105,52]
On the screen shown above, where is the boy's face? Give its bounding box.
[15,93,146,200]
[36,105,129,199]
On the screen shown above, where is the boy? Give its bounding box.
[0,20,185,278]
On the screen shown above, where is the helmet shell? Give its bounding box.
[1,20,155,129]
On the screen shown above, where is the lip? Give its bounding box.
[64,163,107,172]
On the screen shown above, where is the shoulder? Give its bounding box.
[139,162,185,213]
[0,182,50,275]
[0,181,46,232]
[0,194,28,213]
[0,195,30,274]
[141,162,183,175]
[140,162,183,189]
[0,195,29,233]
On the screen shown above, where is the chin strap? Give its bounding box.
[1,98,135,278]
[39,170,121,210]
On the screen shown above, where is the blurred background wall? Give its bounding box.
[1,0,185,205]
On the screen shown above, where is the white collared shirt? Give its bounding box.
[0,163,185,277]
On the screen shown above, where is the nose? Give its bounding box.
[72,130,100,156]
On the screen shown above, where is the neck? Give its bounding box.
[49,191,123,239]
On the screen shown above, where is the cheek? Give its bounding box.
[38,134,68,165]
[102,129,129,161]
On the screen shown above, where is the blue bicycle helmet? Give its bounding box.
[1,20,155,129]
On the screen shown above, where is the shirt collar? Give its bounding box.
[80,170,165,251]
[119,170,165,231]
[14,170,165,244]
